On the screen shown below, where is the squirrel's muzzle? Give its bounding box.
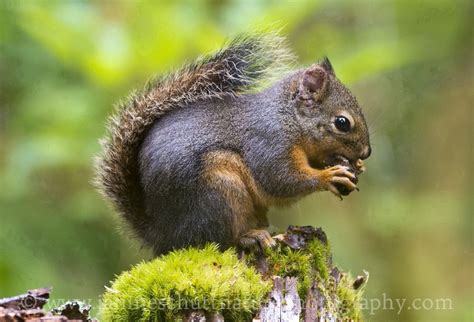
[360,145,371,160]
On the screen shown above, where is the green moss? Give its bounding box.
[307,238,331,281]
[335,272,367,320]
[99,244,271,321]
[264,237,332,298]
[263,235,365,320]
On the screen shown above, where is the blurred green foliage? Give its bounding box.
[0,1,472,321]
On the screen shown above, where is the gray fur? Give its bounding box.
[95,33,370,255]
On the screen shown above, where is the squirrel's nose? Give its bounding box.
[361,146,371,160]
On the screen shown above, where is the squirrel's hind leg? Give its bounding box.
[202,150,273,248]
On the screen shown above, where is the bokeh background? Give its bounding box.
[0,0,472,321]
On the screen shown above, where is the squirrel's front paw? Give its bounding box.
[317,165,357,199]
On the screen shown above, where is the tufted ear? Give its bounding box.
[319,56,335,76]
[297,64,329,105]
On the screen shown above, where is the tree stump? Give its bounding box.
[99,225,368,321]
[249,226,368,321]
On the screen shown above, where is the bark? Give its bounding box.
[257,277,301,322]
[0,291,94,322]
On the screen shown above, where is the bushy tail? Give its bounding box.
[94,32,293,237]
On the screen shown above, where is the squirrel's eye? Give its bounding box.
[334,116,351,132]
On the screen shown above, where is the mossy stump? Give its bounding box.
[99,226,367,321]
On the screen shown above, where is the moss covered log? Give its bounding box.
[99,226,367,321]
[99,246,270,321]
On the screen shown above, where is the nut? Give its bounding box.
[330,156,359,196]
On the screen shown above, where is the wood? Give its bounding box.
[257,277,301,322]
[0,290,95,322]
[0,288,50,310]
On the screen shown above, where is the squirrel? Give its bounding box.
[94,32,371,256]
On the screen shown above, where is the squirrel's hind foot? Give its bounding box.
[238,229,276,253]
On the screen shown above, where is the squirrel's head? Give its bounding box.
[289,58,371,170]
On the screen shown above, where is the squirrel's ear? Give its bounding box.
[319,57,335,76]
[296,64,329,105]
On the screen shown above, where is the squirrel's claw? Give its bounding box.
[327,184,343,200]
